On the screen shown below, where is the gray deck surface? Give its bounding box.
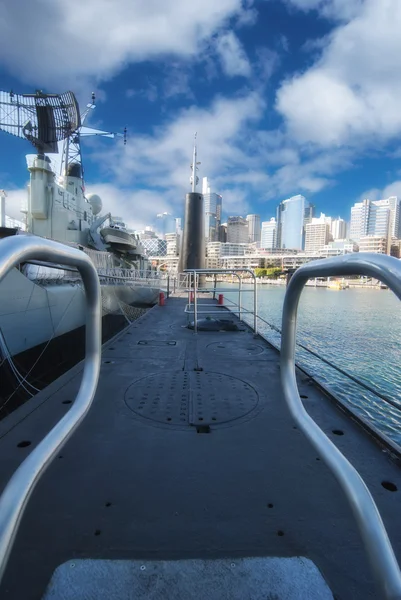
[0,296,400,599]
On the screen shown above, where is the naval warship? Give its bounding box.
[0,90,161,412]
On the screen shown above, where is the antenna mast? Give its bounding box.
[190,132,200,192]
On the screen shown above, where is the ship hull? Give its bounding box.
[0,268,159,357]
[0,268,159,416]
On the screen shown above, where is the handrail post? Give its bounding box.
[193,270,198,333]
[0,235,101,585]
[281,252,401,599]
[253,270,257,334]
[238,276,242,322]
[213,273,217,300]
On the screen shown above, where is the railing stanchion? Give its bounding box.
[193,270,198,333]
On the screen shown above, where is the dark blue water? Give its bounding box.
[227,285,401,446]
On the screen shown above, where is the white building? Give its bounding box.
[261,218,277,249]
[304,215,330,253]
[206,241,249,268]
[331,218,347,240]
[227,216,249,243]
[202,177,222,242]
[165,232,180,256]
[358,236,387,254]
[350,197,401,252]
[246,214,261,243]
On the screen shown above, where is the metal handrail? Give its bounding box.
[184,268,257,334]
[280,252,401,599]
[0,235,102,584]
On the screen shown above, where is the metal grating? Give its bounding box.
[124,371,259,429]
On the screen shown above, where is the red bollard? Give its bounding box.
[159,292,165,306]
[190,291,194,302]
[218,294,224,305]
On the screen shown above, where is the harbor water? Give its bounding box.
[226,285,401,447]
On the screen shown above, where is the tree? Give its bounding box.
[254,268,267,278]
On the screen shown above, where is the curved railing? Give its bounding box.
[0,235,102,584]
[280,252,401,599]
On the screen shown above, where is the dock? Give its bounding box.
[0,295,401,599]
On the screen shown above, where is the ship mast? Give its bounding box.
[190,132,200,192]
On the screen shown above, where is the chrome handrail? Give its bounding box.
[0,235,102,584]
[280,252,401,599]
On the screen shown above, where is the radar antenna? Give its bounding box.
[0,89,80,153]
[0,89,125,180]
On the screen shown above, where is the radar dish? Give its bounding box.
[0,90,80,153]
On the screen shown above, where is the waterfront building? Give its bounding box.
[227,216,249,243]
[276,194,308,250]
[246,214,261,243]
[305,215,330,253]
[358,236,387,254]
[261,218,277,249]
[350,197,401,252]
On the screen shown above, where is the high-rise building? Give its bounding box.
[305,215,330,253]
[246,214,261,243]
[350,197,401,252]
[218,224,227,242]
[304,203,315,227]
[156,212,176,238]
[331,218,347,240]
[202,177,222,242]
[261,218,277,249]
[165,232,180,256]
[227,216,248,243]
[276,195,307,250]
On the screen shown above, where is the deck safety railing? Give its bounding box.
[280,252,401,599]
[0,235,102,585]
[184,255,401,599]
[183,268,257,334]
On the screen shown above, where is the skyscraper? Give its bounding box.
[276,195,307,250]
[156,212,176,238]
[261,218,277,249]
[227,216,248,243]
[350,197,400,252]
[202,177,222,242]
[331,218,347,240]
[246,214,261,243]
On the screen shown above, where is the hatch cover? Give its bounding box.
[124,371,259,429]
[206,341,264,357]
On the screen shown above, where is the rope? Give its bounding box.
[1,287,80,412]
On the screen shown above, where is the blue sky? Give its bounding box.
[1,0,401,230]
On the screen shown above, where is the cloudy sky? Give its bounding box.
[1,0,401,230]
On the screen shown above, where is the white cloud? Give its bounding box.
[360,181,401,202]
[276,0,401,148]
[0,0,253,88]
[215,31,252,77]
[283,0,364,20]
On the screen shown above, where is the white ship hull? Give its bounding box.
[0,268,159,357]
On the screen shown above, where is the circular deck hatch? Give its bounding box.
[125,371,259,429]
